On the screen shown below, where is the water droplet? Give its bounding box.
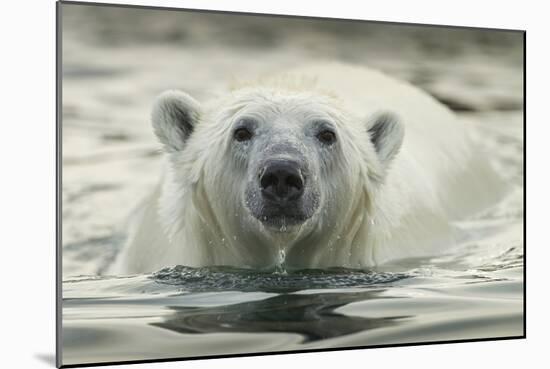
[276,249,287,271]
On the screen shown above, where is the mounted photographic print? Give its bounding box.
[57,1,525,367]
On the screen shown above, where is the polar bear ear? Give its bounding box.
[367,112,404,166]
[152,90,201,152]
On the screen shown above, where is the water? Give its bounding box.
[63,238,523,365]
[60,4,524,366]
[62,208,524,365]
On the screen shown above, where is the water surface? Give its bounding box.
[63,235,523,365]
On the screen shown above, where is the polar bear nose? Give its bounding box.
[260,161,304,202]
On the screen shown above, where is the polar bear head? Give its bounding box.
[152,85,404,267]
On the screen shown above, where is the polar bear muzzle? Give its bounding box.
[246,163,315,230]
[246,154,319,231]
[259,159,305,203]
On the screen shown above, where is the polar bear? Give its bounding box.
[112,63,504,274]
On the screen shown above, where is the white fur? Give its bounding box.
[111,63,505,274]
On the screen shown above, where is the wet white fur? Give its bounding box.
[112,63,504,274]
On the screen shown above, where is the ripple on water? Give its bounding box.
[150,266,409,293]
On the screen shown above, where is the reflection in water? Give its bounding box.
[151,290,408,343]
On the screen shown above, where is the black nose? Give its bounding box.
[260,161,304,202]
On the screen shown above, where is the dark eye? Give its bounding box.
[317,130,336,145]
[234,127,253,142]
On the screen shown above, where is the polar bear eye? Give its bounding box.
[317,130,337,145]
[234,127,253,142]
